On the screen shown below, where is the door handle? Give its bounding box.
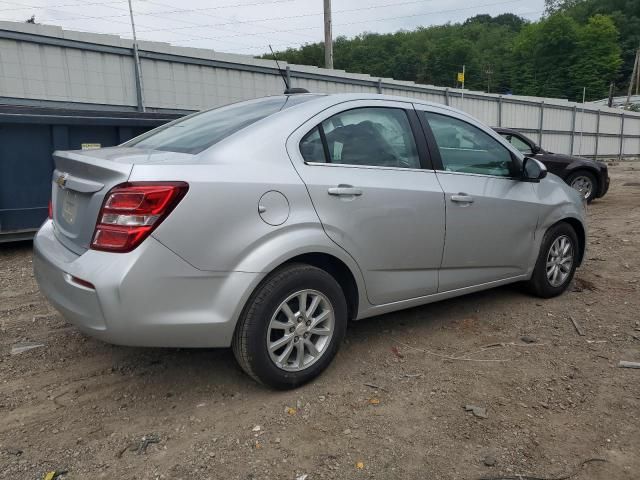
[328,186,363,196]
[451,193,474,203]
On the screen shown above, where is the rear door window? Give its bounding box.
[300,107,420,169]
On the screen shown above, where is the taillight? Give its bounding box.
[91,182,188,253]
[48,200,53,219]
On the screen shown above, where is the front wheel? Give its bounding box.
[232,263,347,389]
[567,170,598,203]
[525,222,579,298]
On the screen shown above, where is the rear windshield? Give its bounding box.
[124,95,319,154]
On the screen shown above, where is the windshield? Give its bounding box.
[124,95,319,154]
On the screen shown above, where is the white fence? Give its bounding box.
[1,21,639,158]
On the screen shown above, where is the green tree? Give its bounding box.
[570,15,622,100]
[262,9,625,101]
[511,14,580,98]
[545,0,640,93]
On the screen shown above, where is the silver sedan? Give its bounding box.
[33,93,586,389]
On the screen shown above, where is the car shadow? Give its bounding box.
[86,282,530,394]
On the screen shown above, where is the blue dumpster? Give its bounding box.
[0,105,183,242]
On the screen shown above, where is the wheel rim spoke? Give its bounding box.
[304,339,319,357]
[295,341,305,368]
[298,292,307,314]
[310,327,331,336]
[309,309,330,329]
[281,303,296,322]
[277,341,295,365]
[269,333,293,352]
[270,319,293,330]
[306,295,321,318]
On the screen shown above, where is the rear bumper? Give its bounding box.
[33,220,264,348]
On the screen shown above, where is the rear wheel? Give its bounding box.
[567,170,598,203]
[232,263,347,389]
[525,222,579,298]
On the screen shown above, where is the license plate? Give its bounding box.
[61,189,78,225]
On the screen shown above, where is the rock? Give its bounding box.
[342,428,351,435]
[520,336,537,344]
[10,342,45,355]
[483,455,497,467]
[252,425,261,432]
[464,405,488,419]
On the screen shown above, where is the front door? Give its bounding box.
[288,101,445,305]
[417,107,540,292]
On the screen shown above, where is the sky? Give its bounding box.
[0,0,546,56]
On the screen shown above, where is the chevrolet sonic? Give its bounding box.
[34,93,587,388]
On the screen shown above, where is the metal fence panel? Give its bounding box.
[624,136,640,155]
[0,20,639,158]
[598,136,622,156]
[502,102,540,129]
[543,133,572,155]
[599,115,622,135]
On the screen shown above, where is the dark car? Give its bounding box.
[494,127,610,202]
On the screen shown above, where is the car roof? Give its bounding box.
[493,127,520,134]
[293,92,463,114]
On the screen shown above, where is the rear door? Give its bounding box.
[416,107,540,292]
[287,100,445,306]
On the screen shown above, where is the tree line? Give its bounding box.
[263,0,639,102]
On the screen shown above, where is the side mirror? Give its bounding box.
[532,144,541,154]
[521,157,547,182]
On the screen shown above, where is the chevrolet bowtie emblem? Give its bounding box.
[55,173,68,188]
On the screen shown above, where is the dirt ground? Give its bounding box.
[1,162,639,480]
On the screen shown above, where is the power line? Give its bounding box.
[145,0,534,45]
[0,0,125,12]
[3,0,289,50]
[0,0,294,13]
[4,0,505,30]
[142,0,316,43]
[2,0,543,55]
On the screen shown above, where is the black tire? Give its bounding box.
[566,170,598,203]
[232,263,347,389]
[525,222,579,298]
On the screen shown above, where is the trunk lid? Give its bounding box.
[51,147,195,254]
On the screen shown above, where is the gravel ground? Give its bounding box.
[1,162,639,480]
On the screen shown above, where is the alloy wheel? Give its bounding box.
[266,289,335,372]
[570,175,593,199]
[546,235,574,287]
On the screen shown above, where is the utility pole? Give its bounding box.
[625,47,639,109]
[485,64,493,93]
[323,0,333,69]
[607,82,614,108]
[636,53,639,96]
[128,0,145,112]
[579,87,585,155]
[461,64,465,103]
[462,64,465,90]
